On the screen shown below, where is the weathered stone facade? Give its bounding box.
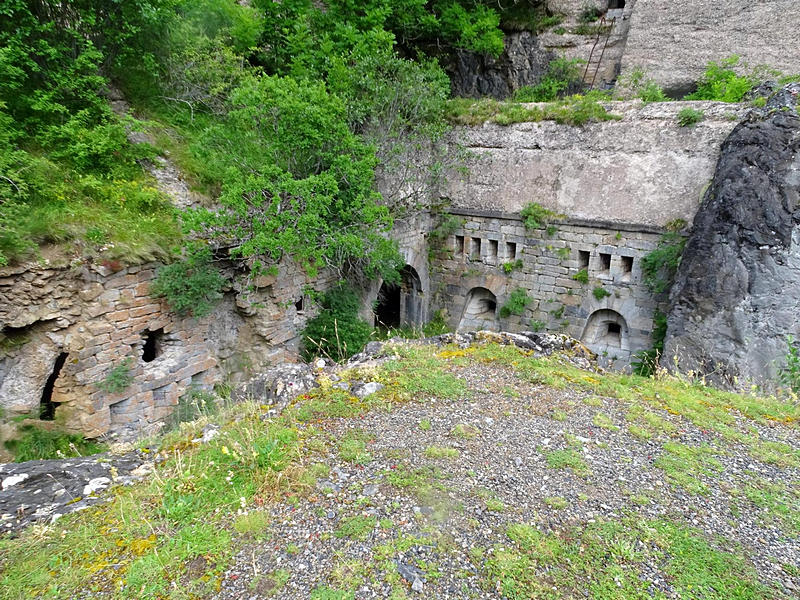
[444,101,747,227]
[0,257,332,442]
[431,209,667,367]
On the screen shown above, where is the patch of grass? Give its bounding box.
[450,423,480,439]
[592,412,618,430]
[544,496,568,509]
[311,587,355,600]
[551,409,568,421]
[486,498,506,512]
[654,442,722,495]
[337,429,373,465]
[486,518,770,599]
[233,511,270,539]
[335,515,378,541]
[419,418,431,431]
[592,286,611,300]
[743,479,800,534]
[424,445,460,460]
[677,107,705,127]
[378,345,468,402]
[292,386,372,422]
[6,424,106,462]
[446,93,620,127]
[544,448,590,477]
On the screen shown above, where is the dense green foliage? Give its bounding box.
[520,202,563,230]
[677,107,705,127]
[302,285,373,361]
[685,55,761,103]
[512,57,584,102]
[0,0,181,266]
[151,248,226,317]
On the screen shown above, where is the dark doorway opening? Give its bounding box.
[142,329,164,363]
[41,352,68,420]
[608,0,625,8]
[375,282,401,328]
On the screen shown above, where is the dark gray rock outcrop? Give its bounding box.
[446,31,553,99]
[662,83,800,388]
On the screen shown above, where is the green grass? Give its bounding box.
[337,429,373,464]
[742,479,800,534]
[654,442,722,495]
[5,425,106,462]
[592,412,618,430]
[445,93,620,127]
[334,515,378,541]
[544,448,590,477]
[423,445,460,460]
[544,496,568,509]
[486,518,770,599]
[377,345,468,402]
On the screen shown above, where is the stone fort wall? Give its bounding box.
[431,209,667,367]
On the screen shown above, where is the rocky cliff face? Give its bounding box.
[446,31,553,99]
[662,83,800,388]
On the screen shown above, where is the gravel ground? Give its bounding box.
[214,357,800,600]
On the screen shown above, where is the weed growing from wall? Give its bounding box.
[572,268,589,284]
[677,108,705,127]
[499,288,531,318]
[632,311,668,377]
[502,259,523,274]
[151,248,226,318]
[641,231,686,294]
[520,203,563,231]
[779,335,800,393]
[592,287,611,300]
[99,358,134,394]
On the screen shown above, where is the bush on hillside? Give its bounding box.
[302,285,372,362]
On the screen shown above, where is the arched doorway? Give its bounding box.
[581,309,630,355]
[458,287,499,332]
[374,265,424,329]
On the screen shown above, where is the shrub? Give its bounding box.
[99,358,135,394]
[572,268,589,284]
[520,203,562,230]
[512,58,584,103]
[500,288,531,318]
[677,108,705,127]
[685,55,758,103]
[423,310,451,336]
[302,284,372,362]
[592,287,611,300]
[780,335,800,393]
[632,311,668,377]
[578,4,602,23]
[617,68,668,103]
[151,248,226,318]
[6,425,106,462]
[502,259,524,274]
[641,231,686,294]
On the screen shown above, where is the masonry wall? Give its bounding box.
[0,258,332,441]
[432,210,669,367]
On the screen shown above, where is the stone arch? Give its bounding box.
[581,309,630,355]
[458,287,499,332]
[374,265,424,329]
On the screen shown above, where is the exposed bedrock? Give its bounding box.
[663,83,800,388]
[446,31,554,99]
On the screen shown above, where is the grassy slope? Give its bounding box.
[0,342,797,599]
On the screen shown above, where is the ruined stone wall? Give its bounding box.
[443,100,747,227]
[0,258,333,441]
[432,209,669,367]
[620,0,800,98]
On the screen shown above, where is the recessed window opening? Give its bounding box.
[295,297,305,313]
[599,253,611,271]
[506,242,517,260]
[41,352,68,420]
[470,238,481,261]
[621,256,633,274]
[482,299,497,313]
[488,239,498,259]
[455,235,465,256]
[578,250,590,268]
[607,322,621,335]
[142,328,164,363]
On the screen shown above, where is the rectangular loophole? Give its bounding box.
[578,250,590,268]
[506,242,517,260]
[621,256,633,273]
[599,253,611,272]
[470,238,481,260]
[455,235,465,256]
[488,239,498,259]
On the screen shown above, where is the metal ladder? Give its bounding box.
[582,16,616,89]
